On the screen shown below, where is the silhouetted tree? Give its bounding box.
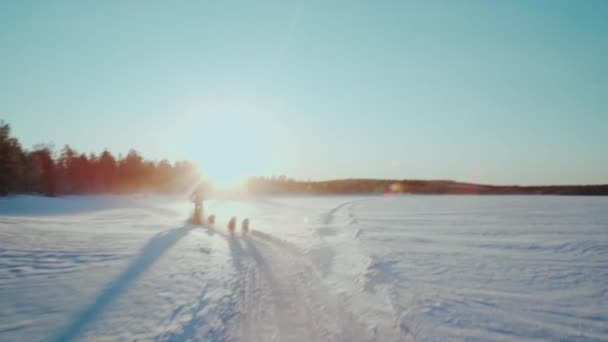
[28,145,57,196]
[97,150,117,192]
[0,120,206,196]
[75,153,92,193]
[0,122,24,195]
[58,145,77,193]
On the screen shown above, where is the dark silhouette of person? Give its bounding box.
[190,185,205,224]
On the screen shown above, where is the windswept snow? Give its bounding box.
[0,195,606,341]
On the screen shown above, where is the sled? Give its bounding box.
[190,210,217,226]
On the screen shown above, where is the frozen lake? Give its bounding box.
[0,195,606,341]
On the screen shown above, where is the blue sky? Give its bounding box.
[1,1,607,185]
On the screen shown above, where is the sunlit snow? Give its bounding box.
[0,195,606,341]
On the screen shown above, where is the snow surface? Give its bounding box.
[0,195,606,341]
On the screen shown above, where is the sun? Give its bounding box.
[195,111,276,191]
[179,93,291,191]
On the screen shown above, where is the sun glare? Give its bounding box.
[188,100,283,191]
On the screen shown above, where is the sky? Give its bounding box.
[1,0,607,186]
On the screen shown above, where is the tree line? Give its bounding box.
[0,121,200,196]
[245,177,608,196]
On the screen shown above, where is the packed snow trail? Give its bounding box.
[231,232,373,342]
[1,195,607,341]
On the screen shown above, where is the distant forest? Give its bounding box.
[245,177,608,196]
[0,121,199,196]
[2,120,607,197]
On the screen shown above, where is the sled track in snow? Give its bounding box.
[321,200,356,225]
[316,200,418,341]
[230,232,373,342]
[310,200,359,278]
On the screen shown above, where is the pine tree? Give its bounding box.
[29,146,57,196]
[0,121,25,195]
[97,150,117,192]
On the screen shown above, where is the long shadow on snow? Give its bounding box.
[241,237,295,336]
[52,225,192,342]
[228,234,245,272]
[242,237,279,289]
[252,226,335,278]
[155,228,242,342]
[250,230,301,256]
[156,289,220,342]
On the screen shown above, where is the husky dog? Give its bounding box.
[242,218,250,234]
[228,217,237,233]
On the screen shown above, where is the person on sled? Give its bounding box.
[190,184,205,224]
